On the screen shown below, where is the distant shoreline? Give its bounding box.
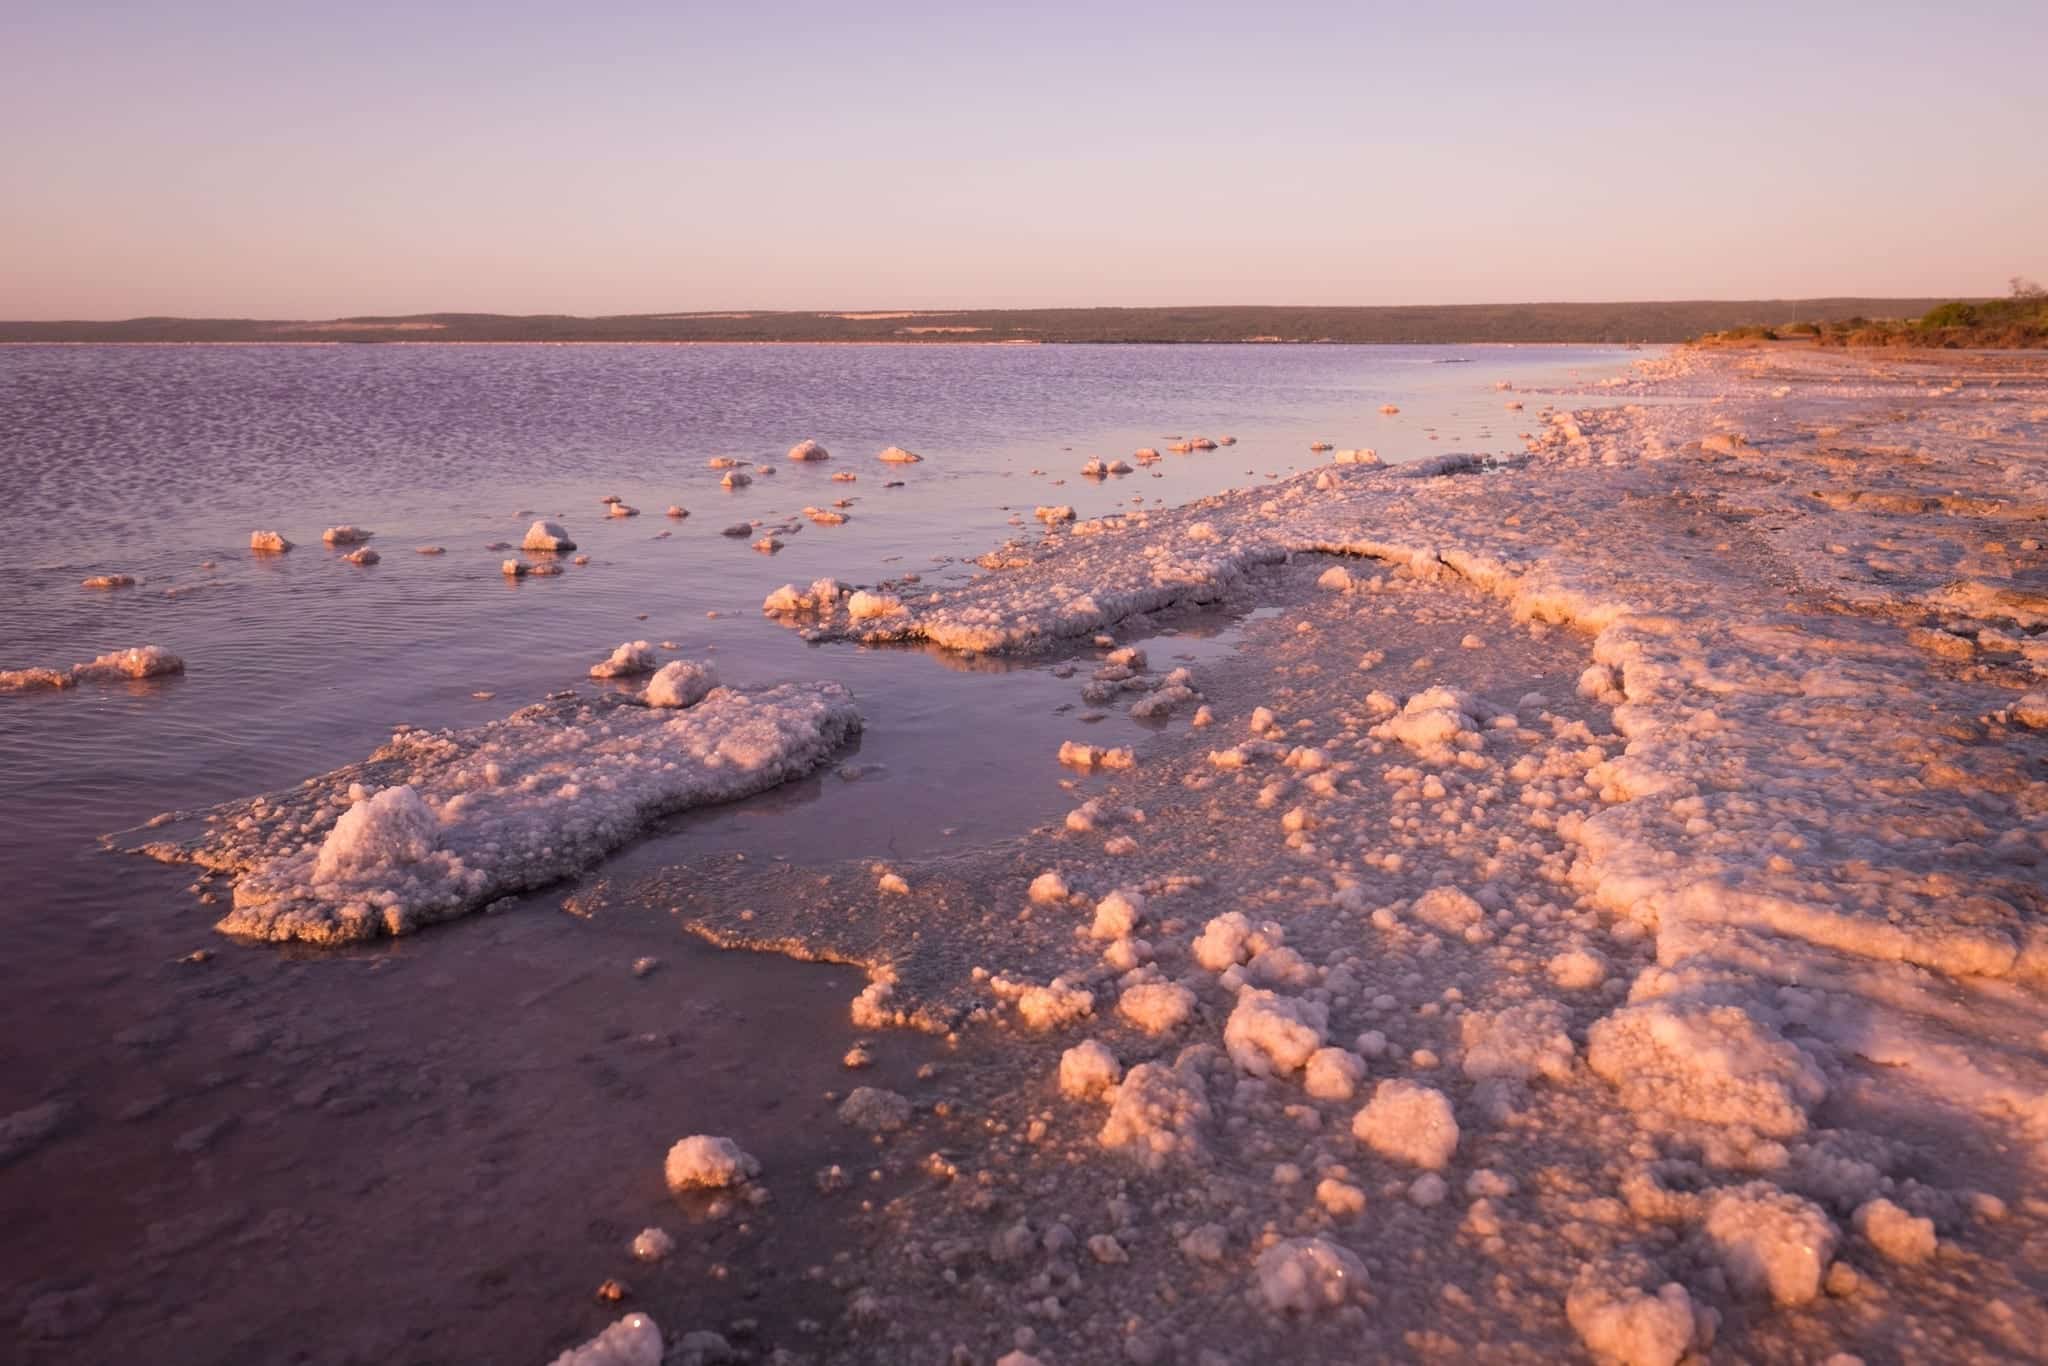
[0,338,1631,349]
[0,298,1965,347]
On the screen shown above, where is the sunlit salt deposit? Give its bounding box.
[664,1134,759,1190]
[589,640,657,679]
[132,682,860,941]
[522,520,576,552]
[548,1313,662,1366]
[643,659,715,709]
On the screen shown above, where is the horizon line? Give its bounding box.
[0,293,1985,327]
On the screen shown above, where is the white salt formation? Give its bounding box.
[629,1228,675,1262]
[1255,1237,1366,1313]
[878,446,923,463]
[130,683,859,942]
[845,591,903,620]
[81,574,136,589]
[589,641,657,679]
[1351,1080,1458,1168]
[311,784,437,883]
[664,1135,759,1190]
[549,1313,662,1366]
[4,645,185,692]
[321,525,371,544]
[762,579,846,615]
[1565,1265,1696,1366]
[75,646,185,682]
[787,439,830,461]
[250,530,292,552]
[522,520,576,552]
[342,547,379,566]
[1097,1058,1209,1168]
[1058,1040,1121,1099]
[642,659,715,709]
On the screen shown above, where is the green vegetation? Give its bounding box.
[1698,279,2048,350]
[0,298,1969,346]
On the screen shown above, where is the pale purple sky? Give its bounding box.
[3,1,2043,319]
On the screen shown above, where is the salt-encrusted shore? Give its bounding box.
[607,345,2044,1363]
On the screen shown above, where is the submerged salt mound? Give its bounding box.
[877,446,923,464]
[57,646,185,685]
[549,1313,662,1366]
[1255,1236,1366,1313]
[321,526,372,545]
[523,520,576,553]
[127,683,860,943]
[0,667,75,693]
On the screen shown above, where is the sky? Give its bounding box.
[2,0,2044,318]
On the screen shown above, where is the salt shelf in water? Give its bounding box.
[125,682,860,942]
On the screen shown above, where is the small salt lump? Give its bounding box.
[548,1312,662,1366]
[523,520,576,552]
[1351,1080,1459,1169]
[643,660,715,709]
[663,1135,759,1191]
[1059,1040,1122,1100]
[312,785,437,883]
[630,1227,675,1262]
[590,640,657,679]
[1255,1236,1367,1313]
